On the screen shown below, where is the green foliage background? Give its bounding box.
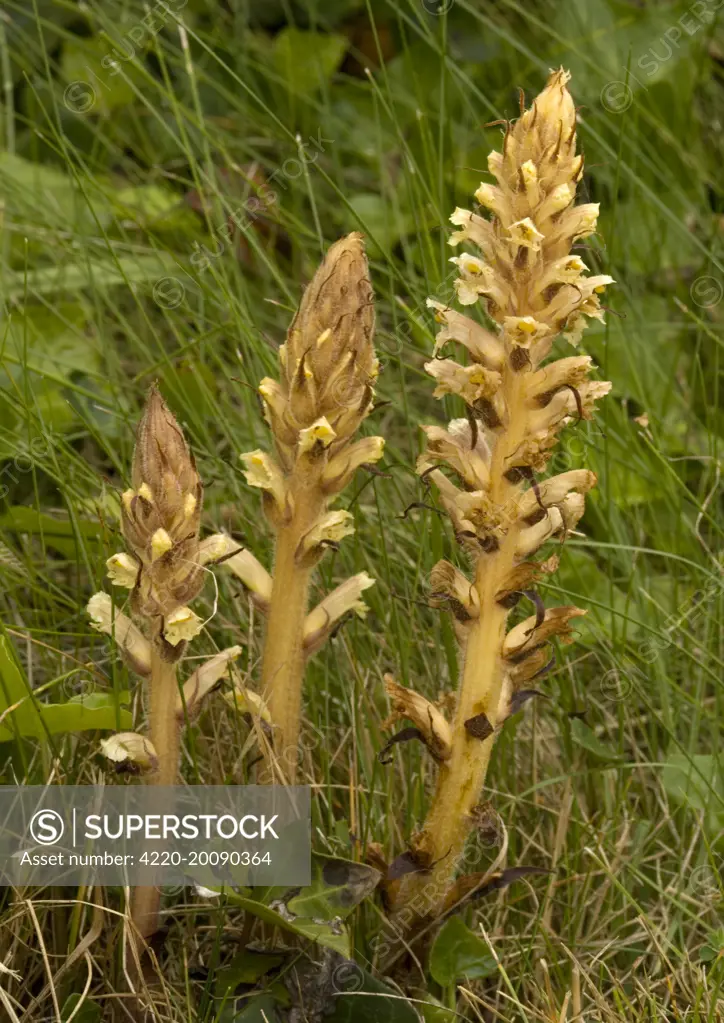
[0,0,722,1019]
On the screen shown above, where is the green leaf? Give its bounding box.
[555,549,636,638]
[325,967,418,1022]
[661,753,724,823]
[219,993,281,1022]
[214,950,284,996]
[0,640,131,742]
[112,184,197,233]
[569,719,625,764]
[0,153,101,232]
[429,916,497,987]
[286,855,381,920]
[41,694,131,737]
[0,697,132,743]
[222,891,351,957]
[3,254,177,300]
[0,302,101,442]
[0,507,103,539]
[272,29,347,94]
[67,690,130,711]
[347,194,413,255]
[0,507,103,558]
[61,37,137,114]
[60,993,102,1023]
[0,635,44,740]
[414,993,458,1023]
[699,928,724,964]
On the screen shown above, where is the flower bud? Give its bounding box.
[121,387,204,617]
[284,232,377,440]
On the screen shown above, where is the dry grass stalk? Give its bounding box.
[234,232,382,781]
[87,386,242,939]
[390,69,613,925]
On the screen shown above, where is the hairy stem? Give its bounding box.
[130,644,179,939]
[393,378,525,923]
[390,66,612,936]
[260,487,323,782]
[392,552,510,922]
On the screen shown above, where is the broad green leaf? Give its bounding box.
[661,753,724,822]
[0,641,131,742]
[592,296,687,424]
[0,153,101,232]
[3,254,177,300]
[326,967,418,1022]
[113,184,197,233]
[0,635,44,739]
[429,916,497,987]
[61,992,102,1022]
[222,891,351,957]
[552,0,690,99]
[0,507,103,558]
[272,29,347,94]
[214,950,284,996]
[413,993,458,1023]
[699,928,724,964]
[0,507,103,538]
[0,302,100,441]
[556,549,634,638]
[2,303,92,373]
[286,855,381,920]
[569,719,625,764]
[347,194,413,255]
[219,993,280,1022]
[61,37,137,114]
[67,690,130,710]
[0,690,132,743]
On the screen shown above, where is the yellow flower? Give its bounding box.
[298,417,337,455]
[240,450,288,511]
[164,606,203,646]
[106,552,138,589]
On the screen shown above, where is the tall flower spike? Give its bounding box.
[88,386,243,941]
[236,234,383,781]
[121,386,204,632]
[391,69,612,926]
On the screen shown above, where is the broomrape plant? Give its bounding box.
[81,67,612,952]
[232,232,383,781]
[87,387,245,938]
[385,68,613,925]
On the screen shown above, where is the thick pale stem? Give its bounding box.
[393,379,527,925]
[131,644,179,939]
[392,544,513,924]
[260,486,323,782]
